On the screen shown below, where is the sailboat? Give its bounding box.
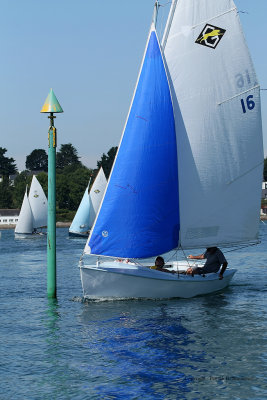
[79,0,263,299]
[15,175,48,235]
[69,168,107,237]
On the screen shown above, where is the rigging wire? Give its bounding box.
[159,1,172,5]
[80,238,261,267]
[154,1,173,44]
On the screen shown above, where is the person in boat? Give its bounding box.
[150,256,175,274]
[186,247,228,280]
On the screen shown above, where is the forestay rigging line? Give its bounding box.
[217,85,260,106]
[191,7,237,30]
[156,2,172,43]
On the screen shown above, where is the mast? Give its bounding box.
[152,1,159,27]
[161,0,178,49]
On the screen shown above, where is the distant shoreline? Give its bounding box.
[0,221,71,230]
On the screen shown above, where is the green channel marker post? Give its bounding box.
[41,89,63,298]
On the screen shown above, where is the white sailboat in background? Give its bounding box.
[69,168,107,237]
[79,0,263,299]
[15,175,48,235]
[15,187,33,234]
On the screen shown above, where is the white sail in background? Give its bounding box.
[88,167,107,229]
[28,175,48,229]
[69,168,107,237]
[69,185,91,236]
[163,0,263,249]
[15,188,33,234]
[15,175,47,234]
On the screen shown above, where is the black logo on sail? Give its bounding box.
[195,24,226,49]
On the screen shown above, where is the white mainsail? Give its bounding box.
[163,0,263,249]
[28,175,48,229]
[15,175,47,234]
[15,188,33,234]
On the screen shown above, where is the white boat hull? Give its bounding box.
[80,261,236,299]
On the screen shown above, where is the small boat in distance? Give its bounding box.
[15,175,47,235]
[79,0,263,299]
[69,168,107,237]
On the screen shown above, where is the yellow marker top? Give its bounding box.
[40,88,63,113]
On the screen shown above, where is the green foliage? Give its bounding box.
[97,146,117,178]
[12,171,32,208]
[0,177,13,208]
[0,148,17,208]
[26,149,48,172]
[56,209,76,222]
[264,157,267,182]
[56,165,92,210]
[56,143,81,170]
[56,173,70,209]
[0,147,17,176]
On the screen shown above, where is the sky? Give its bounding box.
[1,0,267,171]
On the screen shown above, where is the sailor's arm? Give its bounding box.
[156,267,176,274]
[188,254,205,260]
[219,262,228,280]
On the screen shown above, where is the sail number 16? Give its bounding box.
[241,95,255,113]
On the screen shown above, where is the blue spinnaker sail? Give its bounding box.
[87,28,179,258]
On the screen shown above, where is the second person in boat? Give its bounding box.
[186,247,228,279]
[150,256,175,274]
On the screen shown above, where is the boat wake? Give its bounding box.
[71,295,164,303]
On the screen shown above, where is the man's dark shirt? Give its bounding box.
[202,248,227,273]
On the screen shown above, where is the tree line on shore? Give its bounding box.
[1,146,267,217]
[0,145,117,220]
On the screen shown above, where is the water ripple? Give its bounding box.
[0,226,267,399]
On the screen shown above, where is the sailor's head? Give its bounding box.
[155,256,165,267]
[206,247,218,254]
